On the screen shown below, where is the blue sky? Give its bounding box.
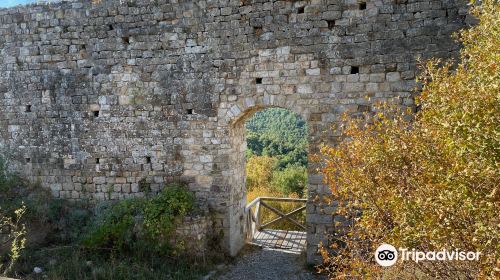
[0,0,44,8]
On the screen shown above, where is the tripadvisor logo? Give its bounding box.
[375,244,481,267]
[375,244,398,267]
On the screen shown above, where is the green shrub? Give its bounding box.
[82,184,194,255]
[143,184,194,239]
[0,158,29,216]
[246,155,278,191]
[81,198,144,253]
[271,165,307,197]
[0,169,92,246]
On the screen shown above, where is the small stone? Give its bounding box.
[305,68,320,76]
[34,267,43,274]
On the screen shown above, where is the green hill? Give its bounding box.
[245,108,308,169]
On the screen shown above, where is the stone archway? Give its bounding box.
[221,102,317,257]
[212,44,340,261]
[219,98,333,262]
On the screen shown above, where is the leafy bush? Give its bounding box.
[143,185,194,238]
[271,165,307,197]
[246,156,308,197]
[0,173,92,247]
[319,1,499,279]
[82,184,194,255]
[81,199,144,253]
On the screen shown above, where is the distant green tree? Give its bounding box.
[245,108,308,168]
[271,165,307,197]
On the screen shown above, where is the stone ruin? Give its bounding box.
[0,0,469,262]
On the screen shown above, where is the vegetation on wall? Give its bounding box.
[0,163,206,280]
[82,184,194,255]
[319,1,499,278]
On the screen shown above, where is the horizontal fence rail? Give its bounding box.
[245,197,307,241]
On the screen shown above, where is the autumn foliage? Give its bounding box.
[246,155,307,230]
[319,1,499,279]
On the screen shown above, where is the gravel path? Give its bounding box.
[214,246,326,280]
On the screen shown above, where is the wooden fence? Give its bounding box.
[245,196,307,241]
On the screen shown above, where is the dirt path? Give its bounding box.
[213,246,326,280]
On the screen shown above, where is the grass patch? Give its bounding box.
[13,246,209,280]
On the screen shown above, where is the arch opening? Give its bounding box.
[225,106,310,256]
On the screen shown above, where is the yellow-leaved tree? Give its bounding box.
[246,155,278,193]
[319,0,499,279]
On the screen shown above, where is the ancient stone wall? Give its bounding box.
[173,215,209,256]
[0,0,468,262]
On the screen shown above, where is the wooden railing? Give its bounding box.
[245,197,307,241]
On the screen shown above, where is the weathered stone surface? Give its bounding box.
[0,0,468,263]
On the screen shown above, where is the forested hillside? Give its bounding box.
[245,108,308,169]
